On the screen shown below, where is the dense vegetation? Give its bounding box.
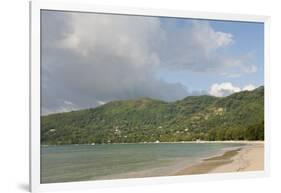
[41,86,264,145]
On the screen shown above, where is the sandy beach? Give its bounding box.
[175,142,264,175]
[42,142,264,183]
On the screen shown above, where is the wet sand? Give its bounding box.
[175,142,264,175]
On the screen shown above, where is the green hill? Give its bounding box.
[41,86,264,145]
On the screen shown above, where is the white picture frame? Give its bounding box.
[29,1,270,192]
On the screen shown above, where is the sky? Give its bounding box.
[41,10,264,115]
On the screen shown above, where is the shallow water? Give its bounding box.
[41,143,244,183]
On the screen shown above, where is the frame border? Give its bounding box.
[30,1,270,192]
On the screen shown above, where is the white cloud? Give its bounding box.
[41,11,187,114]
[243,84,256,91]
[209,82,241,97]
[42,100,79,115]
[41,11,259,114]
[97,101,106,106]
[156,21,258,76]
[209,82,257,97]
[191,21,234,50]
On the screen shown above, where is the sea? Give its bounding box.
[41,143,245,183]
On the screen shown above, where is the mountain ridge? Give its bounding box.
[41,86,264,145]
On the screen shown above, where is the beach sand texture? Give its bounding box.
[175,143,264,175]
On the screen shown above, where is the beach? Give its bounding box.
[175,142,264,175]
[41,142,264,183]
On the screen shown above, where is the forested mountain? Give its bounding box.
[41,86,264,145]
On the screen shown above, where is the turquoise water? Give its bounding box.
[41,143,244,183]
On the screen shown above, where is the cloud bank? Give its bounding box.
[41,11,258,114]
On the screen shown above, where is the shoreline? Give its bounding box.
[41,140,264,147]
[174,142,264,175]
